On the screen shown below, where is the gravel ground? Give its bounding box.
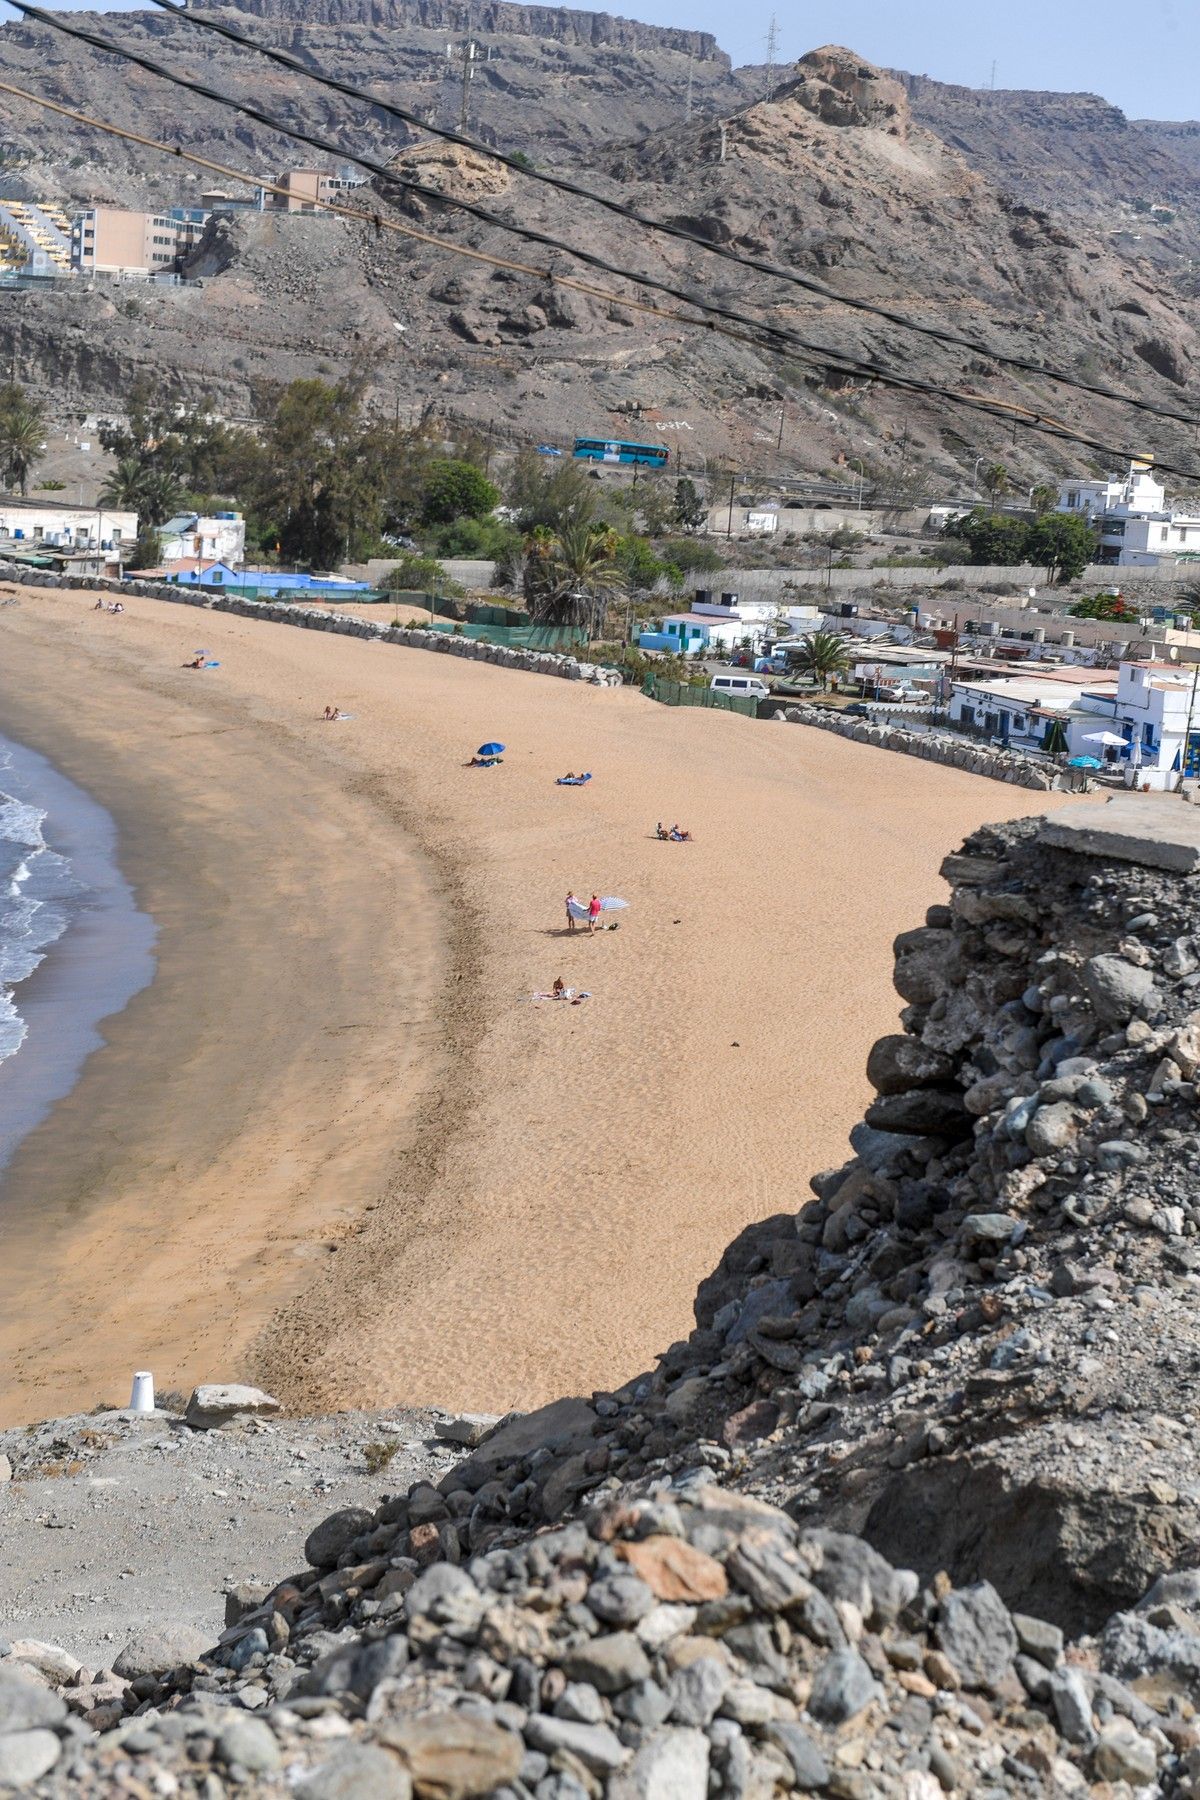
[0,1405,449,1667]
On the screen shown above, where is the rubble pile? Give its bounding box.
[8,1477,1197,1798]
[10,800,1200,1794]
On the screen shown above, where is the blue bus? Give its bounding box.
[572,436,670,468]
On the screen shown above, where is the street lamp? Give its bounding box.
[972,455,987,497]
[848,458,866,511]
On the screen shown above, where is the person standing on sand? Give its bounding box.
[588,893,602,934]
[565,891,579,933]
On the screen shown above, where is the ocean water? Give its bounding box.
[0,733,156,1178]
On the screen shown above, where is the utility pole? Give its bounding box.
[776,407,784,452]
[685,58,694,123]
[726,470,736,539]
[764,14,779,104]
[990,59,998,90]
[459,37,477,134]
[718,120,728,164]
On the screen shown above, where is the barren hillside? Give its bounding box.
[1,25,1197,495]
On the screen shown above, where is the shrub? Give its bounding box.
[419,459,500,526]
[381,553,464,595]
[362,1440,399,1474]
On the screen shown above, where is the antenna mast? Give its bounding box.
[459,37,477,133]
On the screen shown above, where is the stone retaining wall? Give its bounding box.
[0,563,624,688]
[765,697,1059,790]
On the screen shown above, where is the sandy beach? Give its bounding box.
[0,585,1081,1426]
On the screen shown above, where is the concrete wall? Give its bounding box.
[694,562,1198,598]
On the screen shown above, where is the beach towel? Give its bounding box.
[567,897,626,920]
[556,773,593,786]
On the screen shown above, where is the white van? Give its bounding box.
[711,673,770,701]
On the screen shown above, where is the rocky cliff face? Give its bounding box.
[896,69,1200,261]
[205,0,724,61]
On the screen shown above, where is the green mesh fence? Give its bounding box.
[641,673,759,717]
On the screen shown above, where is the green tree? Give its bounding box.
[946,509,1032,566]
[525,519,625,635]
[135,469,185,529]
[1029,483,1057,517]
[382,553,463,595]
[793,629,850,690]
[430,514,520,559]
[99,457,151,511]
[614,533,665,594]
[506,450,594,532]
[419,458,499,526]
[0,385,45,495]
[660,538,723,574]
[1069,592,1130,620]
[672,476,707,533]
[126,522,163,570]
[983,462,1009,507]
[1027,513,1098,583]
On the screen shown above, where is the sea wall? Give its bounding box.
[765,697,1062,790]
[0,564,625,688]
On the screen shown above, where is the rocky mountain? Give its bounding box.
[896,71,1200,263]
[0,21,1198,496]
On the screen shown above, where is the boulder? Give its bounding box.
[112,1626,211,1679]
[305,1508,374,1571]
[184,1384,280,1429]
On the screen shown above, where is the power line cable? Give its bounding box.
[3,72,1200,482]
[83,0,1200,433]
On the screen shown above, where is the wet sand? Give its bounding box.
[0,585,1081,1426]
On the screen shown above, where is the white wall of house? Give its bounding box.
[0,502,136,547]
[159,514,246,565]
[1063,662,1196,788]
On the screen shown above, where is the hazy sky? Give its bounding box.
[622,0,1197,121]
[18,0,1197,121]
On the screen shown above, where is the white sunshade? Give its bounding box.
[1080,730,1130,747]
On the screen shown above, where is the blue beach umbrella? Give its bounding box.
[477,742,506,757]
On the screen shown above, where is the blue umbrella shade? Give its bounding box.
[477,742,506,756]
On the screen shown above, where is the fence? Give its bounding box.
[641,673,758,717]
[422,619,585,650]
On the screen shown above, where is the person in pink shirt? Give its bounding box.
[588,893,602,934]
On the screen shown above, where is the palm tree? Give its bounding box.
[794,629,850,691]
[984,462,1010,510]
[99,457,151,511]
[137,469,185,528]
[1030,483,1056,517]
[0,406,44,495]
[526,519,625,636]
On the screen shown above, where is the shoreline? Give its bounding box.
[0,600,453,1428]
[0,583,1084,1428]
[0,732,156,1180]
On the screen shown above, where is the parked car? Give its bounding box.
[844,702,872,716]
[711,673,770,701]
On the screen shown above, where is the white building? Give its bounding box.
[159,511,245,566]
[948,669,1120,750]
[638,588,781,656]
[0,499,136,550]
[1063,661,1198,790]
[1057,461,1200,568]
